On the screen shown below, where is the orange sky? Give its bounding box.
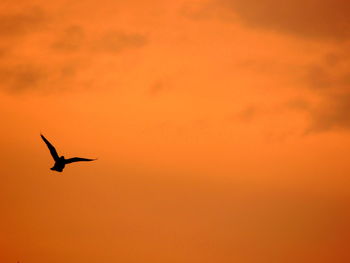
[1,0,350,262]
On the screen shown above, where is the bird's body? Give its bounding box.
[40,134,96,172]
[51,156,66,172]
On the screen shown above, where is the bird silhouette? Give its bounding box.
[40,134,96,172]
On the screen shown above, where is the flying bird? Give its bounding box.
[40,134,96,172]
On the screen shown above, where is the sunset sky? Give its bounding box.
[1,0,350,262]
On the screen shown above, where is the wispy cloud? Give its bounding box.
[236,106,259,123]
[0,63,47,93]
[215,0,350,40]
[52,25,85,52]
[93,31,148,54]
[0,6,47,37]
[305,93,350,133]
[0,5,149,95]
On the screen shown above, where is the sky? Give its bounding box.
[1,0,350,262]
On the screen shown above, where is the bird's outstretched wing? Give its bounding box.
[40,134,59,161]
[65,157,97,164]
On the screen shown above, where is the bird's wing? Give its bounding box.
[40,134,59,161]
[65,157,97,164]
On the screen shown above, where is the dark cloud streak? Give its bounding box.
[299,51,350,133]
[305,93,350,133]
[93,31,148,53]
[0,64,47,93]
[205,0,350,132]
[0,7,47,37]
[52,26,85,52]
[218,0,350,40]
[0,3,149,95]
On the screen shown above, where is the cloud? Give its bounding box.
[180,1,220,20]
[213,0,350,40]
[52,27,148,54]
[0,27,147,94]
[0,6,47,38]
[93,31,148,53]
[52,26,85,52]
[181,1,350,133]
[287,93,350,134]
[305,65,333,90]
[295,50,350,133]
[0,54,87,94]
[305,93,350,133]
[0,64,47,93]
[0,2,150,95]
[287,98,310,111]
[148,81,165,96]
[236,106,259,122]
[0,7,49,93]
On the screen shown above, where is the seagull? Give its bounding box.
[40,134,96,172]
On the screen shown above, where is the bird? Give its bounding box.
[40,134,96,172]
